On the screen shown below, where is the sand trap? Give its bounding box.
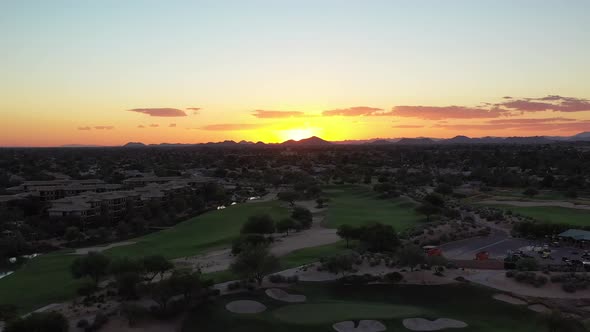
[225,300,266,314]
[403,318,467,331]
[493,294,526,305]
[265,288,306,303]
[528,304,550,313]
[333,320,387,332]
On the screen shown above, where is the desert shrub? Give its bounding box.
[286,275,299,283]
[77,319,89,329]
[562,282,576,293]
[122,304,149,327]
[268,274,286,283]
[506,270,515,278]
[384,272,403,283]
[77,280,98,296]
[226,281,242,291]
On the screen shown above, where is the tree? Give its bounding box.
[241,214,275,234]
[277,191,299,206]
[64,226,82,243]
[71,252,111,284]
[109,257,143,276]
[230,245,279,286]
[415,203,441,222]
[337,224,359,248]
[544,309,572,332]
[322,254,356,277]
[523,187,539,198]
[116,271,142,300]
[516,257,539,271]
[168,270,213,303]
[141,255,173,282]
[359,223,400,252]
[398,245,426,271]
[276,218,296,235]
[291,206,313,229]
[423,193,445,207]
[434,183,453,195]
[5,312,68,332]
[231,234,269,255]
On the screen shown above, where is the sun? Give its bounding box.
[280,128,315,141]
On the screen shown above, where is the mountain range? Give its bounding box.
[69,131,590,148]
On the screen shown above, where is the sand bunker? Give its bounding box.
[403,318,467,331]
[492,294,526,305]
[333,320,386,332]
[265,288,306,303]
[225,300,266,314]
[528,304,550,313]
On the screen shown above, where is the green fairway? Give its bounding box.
[0,201,288,313]
[489,205,590,226]
[273,302,423,324]
[323,185,422,230]
[107,201,289,259]
[182,283,571,332]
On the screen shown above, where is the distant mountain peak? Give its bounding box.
[123,142,146,147]
[281,136,331,146]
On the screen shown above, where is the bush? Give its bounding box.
[505,270,515,278]
[268,274,286,283]
[384,271,403,283]
[226,281,242,291]
[562,282,577,293]
[122,304,149,327]
[77,319,90,329]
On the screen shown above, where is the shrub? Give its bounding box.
[384,272,403,283]
[268,274,286,283]
[505,270,515,278]
[562,282,576,293]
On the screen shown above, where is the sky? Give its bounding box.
[1,0,589,146]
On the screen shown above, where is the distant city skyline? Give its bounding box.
[1,0,589,146]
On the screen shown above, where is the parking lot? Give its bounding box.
[439,230,587,266]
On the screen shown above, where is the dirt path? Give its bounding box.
[175,201,338,273]
[71,241,136,255]
[478,200,590,210]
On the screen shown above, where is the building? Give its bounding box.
[558,229,590,247]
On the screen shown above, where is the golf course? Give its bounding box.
[183,282,561,332]
[323,185,422,230]
[0,185,428,314]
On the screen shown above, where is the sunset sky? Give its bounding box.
[1,0,589,146]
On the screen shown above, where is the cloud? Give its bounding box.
[322,106,389,117]
[200,123,266,131]
[78,126,114,130]
[149,124,159,128]
[252,110,305,118]
[390,105,508,120]
[128,108,187,117]
[137,125,145,129]
[433,118,590,132]
[186,107,201,115]
[169,123,176,127]
[498,96,590,113]
[391,124,424,129]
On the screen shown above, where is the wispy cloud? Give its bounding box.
[390,105,508,120]
[169,123,177,127]
[498,96,590,113]
[128,108,187,117]
[78,125,114,130]
[322,106,389,117]
[137,125,145,129]
[391,124,424,128]
[252,110,305,118]
[200,123,266,131]
[434,118,590,132]
[186,107,201,115]
[149,124,159,128]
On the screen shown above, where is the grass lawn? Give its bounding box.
[489,205,590,227]
[323,185,422,230]
[107,201,288,259]
[182,283,568,332]
[0,201,288,313]
[273,302,423,324]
